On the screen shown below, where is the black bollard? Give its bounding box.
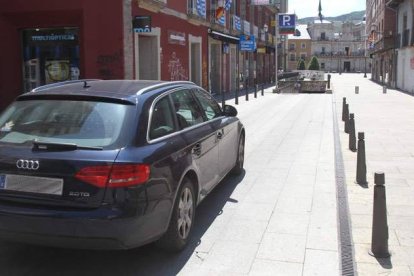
[344,104,350,133]
[235,86,239,105]
[355,86,359,94]
[342,97,347,121]
[349,113,357,151]
[254,84,258,98]
[383,85,387,94]
[370,172,390,258]
[245,80,249,101]
[356,132,367,185]
[261,84,264,96]
[327,74,331,89]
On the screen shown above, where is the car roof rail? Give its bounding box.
[30,79,101,92]
[137,81,196,95]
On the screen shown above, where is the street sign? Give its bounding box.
[278,14,295,35]
[239,35,256,52]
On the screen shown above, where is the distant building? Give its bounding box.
[387,0,414,93]
[287,24,312,71]
[307,19,367,73]
[366,0,397,87]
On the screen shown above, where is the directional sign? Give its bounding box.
[278,14,295,35]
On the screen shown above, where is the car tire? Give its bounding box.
[156,178,196,252]
[231,133,245,175]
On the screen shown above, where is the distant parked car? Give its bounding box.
[0,80,245,251]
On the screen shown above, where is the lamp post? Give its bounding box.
[264,24,268,85]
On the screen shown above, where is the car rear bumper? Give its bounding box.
[0,204,171,250]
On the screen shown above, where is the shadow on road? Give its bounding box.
[1,172,245,276]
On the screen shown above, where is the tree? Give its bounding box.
[308,56,320,70]
[297,59,306,70]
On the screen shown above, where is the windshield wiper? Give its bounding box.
[32,140,103,151]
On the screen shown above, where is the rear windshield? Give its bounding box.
[0,100,133,148]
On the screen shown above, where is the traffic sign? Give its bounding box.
[278,14,295,35]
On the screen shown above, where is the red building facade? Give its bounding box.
[0,0,280,111]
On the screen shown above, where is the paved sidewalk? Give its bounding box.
[332,73,414,275]
[180,87,340,275]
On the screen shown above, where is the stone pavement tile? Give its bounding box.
[243,183,283,204]
[266,212,310,235]
[311,192,337,209]
[388,215,414,231]
[248,259,303,276]
[308,207,337,229]
[274,195,312,214]
[217,218,268,243]
[348,202,373,216]
[306,226,338,251]
[232,202,275,221]
[303,249,339,276]
[388,205,414,217]
[313,180,336,194]
[395,229,414,247]
[257,233,307,263]
[350,214,372,228]
[198,241,259,274]
[353,243,414,266]
[356,263,412,276]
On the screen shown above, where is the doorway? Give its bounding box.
[344,61,351,73]
[189,35,202,86]
[135,28,160,80]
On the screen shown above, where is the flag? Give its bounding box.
[225,0,232,11]
[318,0,323,23]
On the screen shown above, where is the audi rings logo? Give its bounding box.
[16,159,40,170]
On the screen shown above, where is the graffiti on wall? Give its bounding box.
[168,52,188,81]
[96,50,122,79]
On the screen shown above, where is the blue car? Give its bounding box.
[0,80,245,250]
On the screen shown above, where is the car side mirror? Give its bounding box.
[223,105,238,117]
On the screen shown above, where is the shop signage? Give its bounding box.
[251,0,280,5]
[168,31,186,46]
[257,47,266,54]
[240,35,256,52]
[133,16,151,33]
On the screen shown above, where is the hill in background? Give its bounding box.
[297,10,365,24]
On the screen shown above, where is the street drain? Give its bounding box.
[332,99,356,276]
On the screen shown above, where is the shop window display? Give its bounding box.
[22,28,80,92]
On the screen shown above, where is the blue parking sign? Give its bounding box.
[278,14,295,27]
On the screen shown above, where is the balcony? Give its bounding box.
[313,51,366,58]
[138,0,166,13]
[187,3,206,25]
[370,36,396,53]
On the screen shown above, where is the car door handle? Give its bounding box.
[192,143,202,156]
[216,130,224,140]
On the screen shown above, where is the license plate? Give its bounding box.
[0,174,63,196]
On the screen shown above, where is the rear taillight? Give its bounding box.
[75,164,150,188]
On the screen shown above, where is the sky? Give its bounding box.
[288,0,366,18]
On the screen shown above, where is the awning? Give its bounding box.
[208,28,240,44]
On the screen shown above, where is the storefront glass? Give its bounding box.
[21,27,80,92]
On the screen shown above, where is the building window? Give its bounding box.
[321,47,326,54]
[289,43,295,50]
[321,63,325,69]
[321,32,326,40]
[301,43,306,49]
[290,53,296,61]
[21,27,80,93]
[300,53,307,60]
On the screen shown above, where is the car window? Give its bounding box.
[0,100,131,148]
[149,96,175,140]
[193,89,222,120]
[170,89,205,129]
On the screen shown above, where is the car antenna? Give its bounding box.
[83,81,91,89]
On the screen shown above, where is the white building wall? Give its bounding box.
[395,0,414,93]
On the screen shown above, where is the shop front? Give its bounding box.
[0,0,125,111]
